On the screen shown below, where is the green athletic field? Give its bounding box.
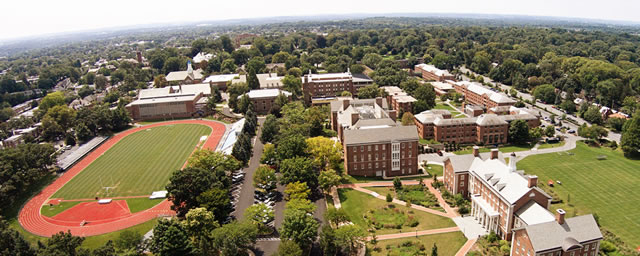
[517,142,640,246]
[53,124,211,199]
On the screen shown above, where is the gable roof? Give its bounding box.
[469,157,547,204]
[524,215,602,252]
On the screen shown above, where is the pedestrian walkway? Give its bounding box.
[455,238,478,256]
[367,227,460,241]
[452,216,488,239]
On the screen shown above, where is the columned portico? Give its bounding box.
[471,195,499,234]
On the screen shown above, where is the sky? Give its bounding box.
[2,0,640,40]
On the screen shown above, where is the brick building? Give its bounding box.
[343,126,419,177]
[381,86,417,114]
[242,89,291,114]
[414,110,539,144]
[414,64,455,82]
[126,83,210,121]
[302,71,354,104]
[450,81,516,109]
[511,211,602,256]
[443,150,601,244]
[330,97,419,177]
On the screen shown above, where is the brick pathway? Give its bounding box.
[455,238,478,256]
[18,120,226,237]
[367,227,460,241]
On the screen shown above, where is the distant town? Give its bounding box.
[0,15,639,256]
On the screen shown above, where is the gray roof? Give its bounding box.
[515,201,556,226]
[434,117,477,126]
[490,106,512,112]
[353,118,397,128]
[500,113,538,122]
[524,215,602,252]
[343,125,418,145]
[476,114,508,126]
[444,151,505,173]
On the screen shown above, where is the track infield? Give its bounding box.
[18,120,226,237]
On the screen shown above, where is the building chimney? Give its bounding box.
[490,148,499,160]
[509,152,517,172]
[556,209,566,225]
[343,99,350,110]
[178,84,182,93]
[527,175,538,188]
[388,110,397,121]
[473,146,480,157]
[351,113,359,126]
[375,97,383,107]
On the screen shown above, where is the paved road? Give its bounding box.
[232,117,266,221]
[458,66,621,143]
[419,135,581,164]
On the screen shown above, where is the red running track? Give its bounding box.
[18,120,226,237]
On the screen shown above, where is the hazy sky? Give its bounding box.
[2,0,639,40]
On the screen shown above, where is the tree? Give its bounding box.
[282,75,302,97]
[39,91,65,115]
[621,114,640,158]
[244,203,274,233]
[279,156,317,188]
[253,165,277,190]
[260,114,279,143]
[154,75,168,88]
[114,230,143,253]
[151,218,194,256]
[324,208,350,227]
[357,85,382,99]
[607,117,627,132]
[0,218,36,256]
[318,169,342,192]
[197,187,232,223]
[319,225,338,256]
[221,59,237,73]
[37,231,85,256]
[544,125,556,137]
[533,84,556,103]
[166,167,229,217]
[386,193,393,203]
[285,181,311,200]
[362,53,383,69]
[276,134,308,160]
[508,119,530,144]
[260,143,277,165]
[282,198,315,216]
[413,85,437,110]
[583,106,603,125]
[235,94,251,114]
[210,221,258,256]
[401,112,415,125]
[393,177,402,191]
[247,68,259,90]
[274,240,303,256]
[232,132,252,164]
[280,209,319,246]
[305,136,342,171]
[334,225,367,255]
[187,149,241,175]
[272,52,291,64]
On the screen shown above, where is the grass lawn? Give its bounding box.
[54,124,211,199]
[517,142,640,246]
[81,218,158,249]
[40,201,84,217]
[368,231,467,256]
[537,141,566,150]
[338,189,455,235]
[366,186,442,211]
[126,198,164,213]
[343,174,434,184]
[454,144,534,155]
[424,164,443,177]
